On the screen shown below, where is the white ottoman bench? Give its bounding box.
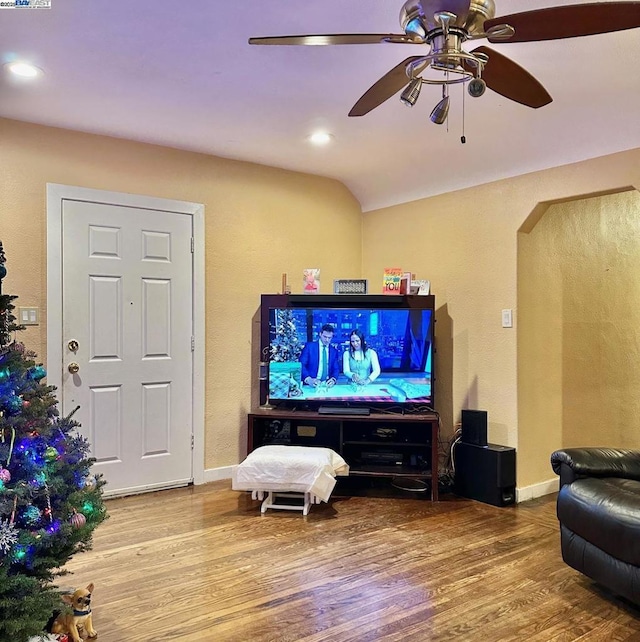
[232,445,349,515]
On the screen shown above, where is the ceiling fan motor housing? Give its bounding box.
[400,0,497,38]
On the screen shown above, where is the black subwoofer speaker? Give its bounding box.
[454,442,516,507]
[461,409,488,446]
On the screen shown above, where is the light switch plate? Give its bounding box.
[502,309,513,328]
[19,307,39,326]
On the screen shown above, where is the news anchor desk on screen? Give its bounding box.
[293,376,431,403]
[268,365,431,404]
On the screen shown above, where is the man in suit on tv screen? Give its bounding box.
[300,323,340,387]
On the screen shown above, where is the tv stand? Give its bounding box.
[247,408,439,500]
[319,405,370,416]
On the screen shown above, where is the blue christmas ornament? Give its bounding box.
[7,394,23,412]
[29,365,47,380]
[23,505,41,525]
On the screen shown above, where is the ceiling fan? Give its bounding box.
[249,1,640,124]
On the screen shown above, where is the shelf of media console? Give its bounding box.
[348,465,432,477]
[247,409,440,500]
[342,440,431,448]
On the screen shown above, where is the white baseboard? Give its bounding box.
[200,466,234,484]
[516,477,559,503]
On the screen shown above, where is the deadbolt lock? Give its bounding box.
[68,340,79,353]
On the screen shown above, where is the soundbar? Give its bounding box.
[318,406,370,416]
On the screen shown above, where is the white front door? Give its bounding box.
[58,198,194,496]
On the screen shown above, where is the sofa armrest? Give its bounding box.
[551,448,640,487]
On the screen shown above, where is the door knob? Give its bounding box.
[68,362,80,374]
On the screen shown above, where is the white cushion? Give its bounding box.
[232,445,349,503]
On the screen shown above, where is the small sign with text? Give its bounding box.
[0,0,51,8]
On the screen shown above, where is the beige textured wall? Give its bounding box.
[3,115,640,490]
[0,118,362,469]
[518,190,640,485]
[362,148,640,489]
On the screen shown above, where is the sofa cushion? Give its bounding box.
[560,525,640,606]
[557,477,640,566]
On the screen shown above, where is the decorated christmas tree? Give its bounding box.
[0,242,107,640]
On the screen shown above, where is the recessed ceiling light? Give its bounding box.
[5,62,43,78]
[308,132,334,146]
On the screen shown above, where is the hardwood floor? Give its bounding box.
[61,482,640,641]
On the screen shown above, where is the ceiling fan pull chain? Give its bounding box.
[461,80,466,144]
[445,73,450,133]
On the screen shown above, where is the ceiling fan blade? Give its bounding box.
[349,56,427,117]
[485,2,640,43]
[249,33,420,46]
[466,46,552,108]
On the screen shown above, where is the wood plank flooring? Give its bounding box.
[61,482,640,641]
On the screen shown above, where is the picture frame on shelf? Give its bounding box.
[333,279,368,295]
[400,271,412,294]
[302,268,320,294]
[411,279,431,295]
[382,267,403,295]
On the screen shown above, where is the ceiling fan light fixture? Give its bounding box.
[468,77,486,97]
[400,77,422,107]
[404,17,427,39]
[430,95,450,124]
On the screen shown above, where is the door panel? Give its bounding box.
[90,385,121,463]
[62,199,193,495]
[90,276,122,359]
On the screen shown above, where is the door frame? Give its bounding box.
[46,184,206,487]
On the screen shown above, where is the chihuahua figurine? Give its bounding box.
[51,583,98,642]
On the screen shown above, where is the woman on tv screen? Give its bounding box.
[343,329,381,386]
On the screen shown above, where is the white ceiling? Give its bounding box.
[1,0,639,211]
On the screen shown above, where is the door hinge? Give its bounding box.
[190,237,194,253]
[191,434,195,450]
[191,336,195,352]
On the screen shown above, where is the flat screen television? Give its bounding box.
[260,294,435,413]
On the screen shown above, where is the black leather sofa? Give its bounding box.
[551,448,640,606]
